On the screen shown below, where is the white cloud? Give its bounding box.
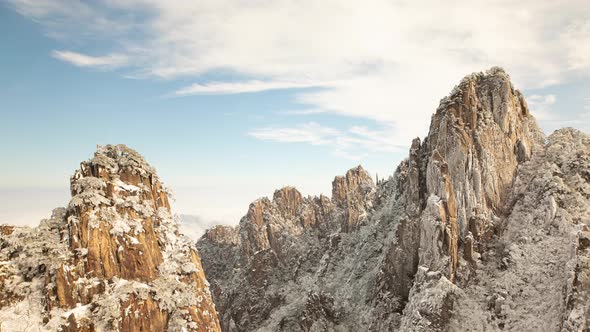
[279,109,327,116]
[6,0,136,39]
[562,21,590,71]
[527,94,557,121]
[173,80,326,96]
[51,50,128,68]
[527,95,590,133]
[178,214,221,240]
[9,0,590,150]
[248,122,402,159]
[249,122,340,146]
[528,94,557,105]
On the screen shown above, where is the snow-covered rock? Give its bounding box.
[0,145,220,332]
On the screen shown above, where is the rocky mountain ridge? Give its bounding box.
[0,67,588,332]
[197,67,590,331]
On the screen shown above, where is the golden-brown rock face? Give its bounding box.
[203,226,240,247]
[0,145,220,332]
[416,67,542,281]
[332,166,376,232]
[0,226,14,236]
[230,175,375,263]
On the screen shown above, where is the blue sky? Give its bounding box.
[0,1,588,230]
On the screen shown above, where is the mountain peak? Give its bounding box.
[196,68,590,332]
[0,145,221,331]
[404,67,543,283]
[435,67,531,135]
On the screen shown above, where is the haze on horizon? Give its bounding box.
[1,0,589,237]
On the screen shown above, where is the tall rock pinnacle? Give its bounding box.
[409,67,542,281]
[0,145,221,331]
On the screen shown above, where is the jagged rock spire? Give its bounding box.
[0,144,221,332]
[412,67,543,280]
[197,165,376,331]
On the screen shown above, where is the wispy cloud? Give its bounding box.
[178,214,221,240]
[249,122,339,145]
[51,50,128,68]
[527,94,557,121]
[528,95,590,133]
[562,21,590,71]
[280,109,327,116]
[248,122,402,159]
[173,80,326,96]
[7,0,136,39]
[9,0,590,155]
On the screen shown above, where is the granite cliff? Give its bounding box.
[197,68,590,331]
[0,145,221,331]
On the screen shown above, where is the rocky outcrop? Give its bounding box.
[197,68,589,331]
[0,145,220,331]
[415,67,540,280]
[389,67,544,329]
[332,166,376,232]
[232,167,375,263]
[196,167,377,331]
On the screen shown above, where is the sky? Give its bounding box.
[0,1,589,237]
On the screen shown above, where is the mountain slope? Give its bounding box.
[197,68,590,331]
[447,128,590,331]
[0,145,221,332]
